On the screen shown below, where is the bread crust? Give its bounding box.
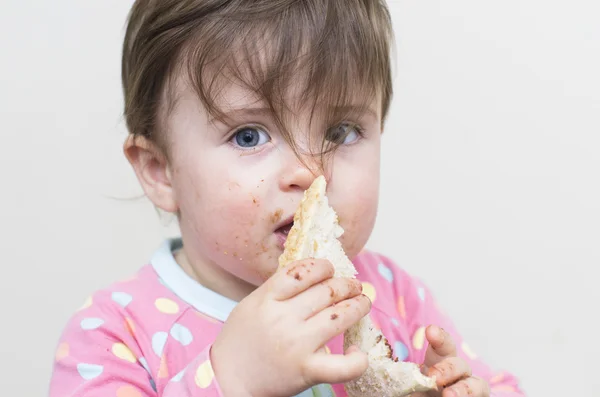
[278,176,437,397]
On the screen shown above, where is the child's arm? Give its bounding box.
[398,264,526,396]
[49,295,225,396]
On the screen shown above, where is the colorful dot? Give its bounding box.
[170,323,193,346]
[361,282,376,302]
[116,385,143,397]
[77,363,104,380]
[55,342,69,362]
[112,292,133,307]
[195,360,215,388]
[125,318,136,336]
[390,318,400,327]
[112,343,137,363]
[412,326,426,350]
[397,296,406,319]
[377,263,394,283]
[155,298,179,314]
[138,357,151,374]
[171,368,186,382]
[417,287,426,301]
[80,318,104,330]
[393,341,409,361]
[152,332,168,357]
[490,372,505,384]
[461,341,478,360]
[324,345,331,354]
[79,296,92,310]
[491,385,516,392]
[158,355,169,379]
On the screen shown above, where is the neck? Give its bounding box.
[174,246,256,303]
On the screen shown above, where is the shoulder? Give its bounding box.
[60,265,197,344]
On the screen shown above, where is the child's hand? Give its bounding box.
[210,259,371,397]
[416,326,490,397]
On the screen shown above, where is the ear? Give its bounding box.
[123,135,178,213]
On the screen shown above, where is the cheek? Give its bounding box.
[338,191,379,257]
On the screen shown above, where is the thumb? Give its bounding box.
[305,345,368,385]
[423,325,457,367]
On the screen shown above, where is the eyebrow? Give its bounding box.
[210,107,272,125]
[211,105,379,126]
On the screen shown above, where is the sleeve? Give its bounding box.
[49,295,225,397]
[381,255,527,397]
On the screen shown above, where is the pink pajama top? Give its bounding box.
[49,239,525,396]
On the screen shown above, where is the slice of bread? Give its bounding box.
[278,176,437,397]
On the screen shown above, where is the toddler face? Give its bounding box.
[162,76,382,297]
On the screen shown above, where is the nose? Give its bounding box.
[279,153,324,192]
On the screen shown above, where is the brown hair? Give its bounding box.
[122,0,394,160]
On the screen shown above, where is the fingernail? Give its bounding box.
[429,368,442,379]
[444,388,456,397]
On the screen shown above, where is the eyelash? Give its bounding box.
[225,121,366,153]
[226,124,271,152]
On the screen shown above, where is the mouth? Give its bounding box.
[275,215,294,236]
[274,215,294,247]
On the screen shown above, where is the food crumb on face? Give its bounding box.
[270,208,283,224]
[330,313,338,320]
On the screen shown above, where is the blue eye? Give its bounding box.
[326,123,363,145]
[231,126,270,148]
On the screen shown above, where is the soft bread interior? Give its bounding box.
[278,176,437,397]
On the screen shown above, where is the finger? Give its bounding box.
[427,357,472,388]
[443,376,490,397]
[306,294,372,346]
[288,277,363,319]
[423,325,457,367]
[304,345,368,385]
[268,259,334,301]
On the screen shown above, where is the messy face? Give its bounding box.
[165,78,381,300]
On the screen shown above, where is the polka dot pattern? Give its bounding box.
[125,318,136,336]
[195,360,215,388]
[53,248,499,395]
[412,326,426,350]
[490,372,505,384]
[77,363,104,380]
[393,341,409,361]
[158,355,169,379]
[377,263,394,282]
[361,282,376,303]
[155,298,179,314]
[138,357,151,374]
[80,318,104,330]
[170,323,193,346]
[152,332,168,357]
[55,342,69,362]
[79,296,92,310]
[492,385,516,393]
[112,292,133,308]
[397,296,406,319]
[116,385,143,397]
[112,343,137,363]
[417,287,426,301]
[171,368,186,382]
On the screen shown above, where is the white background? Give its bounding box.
[1,1,599,396]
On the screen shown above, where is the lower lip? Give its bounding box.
[275,231,288,249]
